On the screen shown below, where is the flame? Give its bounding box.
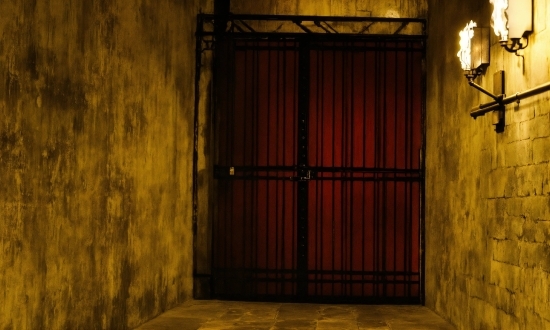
[457,21,476,71]
[490,0,508,41]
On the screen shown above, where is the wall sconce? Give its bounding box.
[457,21,490,80]
[490,0,533,54]
[458,21,504,131]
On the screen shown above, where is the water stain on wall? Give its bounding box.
[1,0,203,328]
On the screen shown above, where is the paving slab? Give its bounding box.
[133,300,455,330]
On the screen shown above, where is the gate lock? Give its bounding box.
[290,170,312,181]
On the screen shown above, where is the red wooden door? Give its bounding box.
[213,38,424,303]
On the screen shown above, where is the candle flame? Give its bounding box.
[490,0,508,41]
[457,21,476,71]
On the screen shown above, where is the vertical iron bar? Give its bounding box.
[266,44,272,295]
[362,42,368,297]
[315,47,319,296]
[219,38,229,295]
[241,46,250,295]
[339,43,344,296]
[253,41,260,296]
[350,43,356,298]
[293,44,299,295]
[225,41,230,292]
[318,46,325,297]
[331,41,337,297]
[406,46,413,295]
[373,41,379,297]
[297,40,310,298]
[382,40,388,297]
[393,43,398,297]
[281,40,288,295]
[405,42,412,297]
[247,44,251,293]
[343,44,348,296]
[275,40,281,295]
[228,42,236,295]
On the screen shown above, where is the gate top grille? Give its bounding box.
[197,14,427,51]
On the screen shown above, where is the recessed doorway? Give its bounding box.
[196,15,426,304]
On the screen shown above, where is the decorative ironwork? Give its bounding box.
[197,14,427,52]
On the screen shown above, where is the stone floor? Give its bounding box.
[134,300,455,330]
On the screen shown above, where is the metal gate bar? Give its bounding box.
[297,41,310,297]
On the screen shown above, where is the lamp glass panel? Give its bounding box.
[472,27,490,70]
[507,0,532,39]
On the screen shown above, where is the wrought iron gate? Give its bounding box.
[198,15,426,303]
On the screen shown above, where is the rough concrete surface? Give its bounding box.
[0,0,210,328]
[426,0,550,329]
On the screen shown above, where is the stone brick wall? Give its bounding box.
[0,0,210,328]
[426,0,550,329]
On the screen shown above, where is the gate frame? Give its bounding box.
[193,14,427,303]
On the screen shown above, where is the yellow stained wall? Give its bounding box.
[426,0,550,329]
[0,0,210,329]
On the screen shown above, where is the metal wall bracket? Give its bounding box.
[492,71,505,132]
[471,78,550,121]
[468,71,505,132]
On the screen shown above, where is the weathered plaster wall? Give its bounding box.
[231,0,427,17]
[426,0,550,329]
[0,0,209,328]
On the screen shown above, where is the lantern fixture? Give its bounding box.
[490,0,533,54]
[457,20,490,80]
